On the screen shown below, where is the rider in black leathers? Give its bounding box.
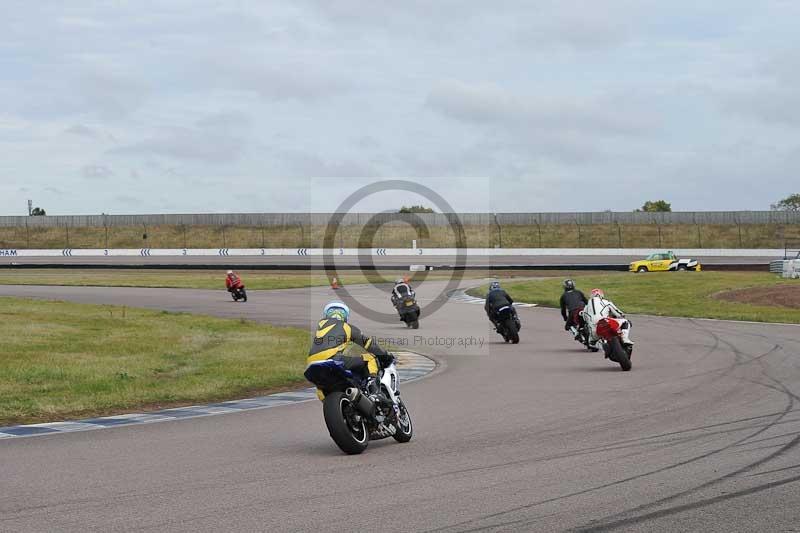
[391,279,415,308]
[560,279,588,335]
[484,281,517,329]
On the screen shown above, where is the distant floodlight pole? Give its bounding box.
[27,200,32,216]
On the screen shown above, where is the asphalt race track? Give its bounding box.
[2,281,800,532]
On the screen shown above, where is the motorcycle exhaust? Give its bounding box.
[345,387,375,417]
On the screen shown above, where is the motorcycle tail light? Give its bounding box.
[596,318,620,340]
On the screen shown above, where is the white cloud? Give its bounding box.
[81,164,114,180]
[0,0,798,214]
[426,80,654,136]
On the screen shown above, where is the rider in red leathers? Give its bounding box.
[225,270,243,292]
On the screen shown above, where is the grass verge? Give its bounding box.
[0,269,423,290]
[0,297,309,425]
[467,272,800,324]
[0,268,544,290]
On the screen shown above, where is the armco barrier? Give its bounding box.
[0,248,788,258]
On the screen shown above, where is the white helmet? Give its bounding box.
[227,270,233,275]
[323,301,350,322]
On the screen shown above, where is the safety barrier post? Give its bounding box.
[736,214,743,247]
[537,219,542,248]
[617,222,622,247]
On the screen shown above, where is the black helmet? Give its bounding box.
[563,279,575,291]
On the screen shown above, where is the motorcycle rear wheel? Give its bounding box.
[323,391,369,454]
[504,318,520,344]
[609,336,632,371]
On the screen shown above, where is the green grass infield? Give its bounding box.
[0,269,503,291]
[468,272,800,324]
[0,297,309,425]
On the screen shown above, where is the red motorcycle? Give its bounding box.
[226,273,247,302]
[595,317,633,371]
[568,307,595,351]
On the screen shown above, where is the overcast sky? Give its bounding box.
[1,1,797,214]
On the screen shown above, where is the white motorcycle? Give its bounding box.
[304,357,413,455]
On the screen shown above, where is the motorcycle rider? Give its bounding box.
[391,278,415,307]
[560,279,588,339]
[582,288,632,351]
[225,270,243,293]
[484,281,518,329]
[306,301,394,401]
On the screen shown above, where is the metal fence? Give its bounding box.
[1,211,799,227]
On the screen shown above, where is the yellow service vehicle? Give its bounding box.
[629,251,701,273]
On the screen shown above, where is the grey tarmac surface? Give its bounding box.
[1,281,800,532]
[0,253,775,268]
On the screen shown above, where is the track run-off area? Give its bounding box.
[1,280,800,532]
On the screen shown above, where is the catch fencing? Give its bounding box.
[1,211,800,228]
[1,211,798,250]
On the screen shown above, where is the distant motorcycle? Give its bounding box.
[493,305,521,344]
[230,285,247,302]
[395,295,420,329]
[304,357,413,455]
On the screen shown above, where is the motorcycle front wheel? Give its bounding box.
[323,391,369,454]
[392,401,413,443]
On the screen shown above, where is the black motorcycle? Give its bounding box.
[395,295,420,329]
[304,358,413,455]
[493,305,520,344]
[230,286,247,302]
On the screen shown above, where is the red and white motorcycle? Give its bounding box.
[595,316,633,371]
[581,293,634,371]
